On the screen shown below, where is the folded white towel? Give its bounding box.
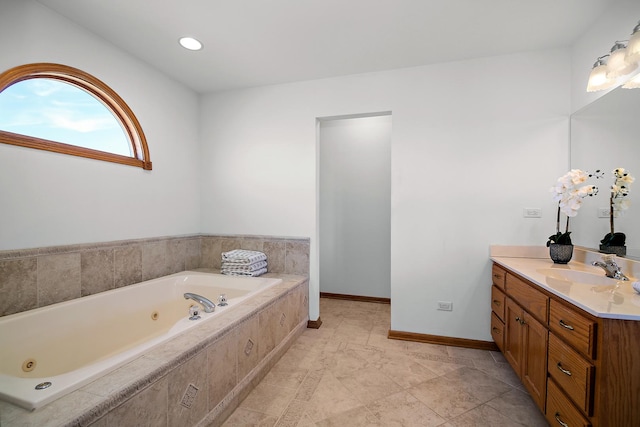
[221,260,267,272]
[221,249,267,265]
[221,267,268,277]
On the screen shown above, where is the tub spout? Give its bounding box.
[184,293,216,313]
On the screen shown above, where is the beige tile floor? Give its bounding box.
[222,298,549,426]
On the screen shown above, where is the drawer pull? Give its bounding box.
[555,412,569,427]
[554,413,569,427]
[493,274,501,278]
[492,299,501,306]
[556,362,572,376]
[492,327,501,334]
[559,319,574,330]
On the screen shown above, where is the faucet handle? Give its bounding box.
[188,305,201,320]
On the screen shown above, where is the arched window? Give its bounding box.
[0,63,151,170]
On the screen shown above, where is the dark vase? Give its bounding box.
[599,244,626,257]
[549,243,573,264]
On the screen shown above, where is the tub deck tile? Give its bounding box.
[0,389,104,427]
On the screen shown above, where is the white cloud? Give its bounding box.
[43,110,118,133]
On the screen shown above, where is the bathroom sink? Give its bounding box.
[536,268,622,286]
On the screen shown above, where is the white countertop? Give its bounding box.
[491,256,640,321]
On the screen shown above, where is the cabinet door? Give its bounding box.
[504,297,523,374]
[522,311,548,412]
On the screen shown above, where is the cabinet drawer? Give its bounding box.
[491,312,505,352]
[491,285,506,321]
[546,378,591,427]
[505,273,549,323]
[492,264,506,290]
[549,300,597,359]
[548,333,594,415]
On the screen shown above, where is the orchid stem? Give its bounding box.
[609,194,615,235]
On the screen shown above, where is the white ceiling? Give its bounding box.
[37,0,617,94]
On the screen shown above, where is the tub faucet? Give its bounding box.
[184,293,216,313]
[592,255,629,281]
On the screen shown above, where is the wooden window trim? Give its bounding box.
[0,63,152,170]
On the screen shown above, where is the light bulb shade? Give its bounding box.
[587,60,617,92]
[625,23,640,63]
[607,45,638,78]
[622,73,640,89]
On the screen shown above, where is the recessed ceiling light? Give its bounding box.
[179,37,203,51]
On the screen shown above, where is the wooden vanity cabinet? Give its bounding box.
[491,262,640,427]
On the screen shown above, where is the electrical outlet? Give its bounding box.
[523,208,542,218]
[598,208,610,218]
[437,301,453,311]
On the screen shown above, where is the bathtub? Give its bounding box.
[0,271,282,411]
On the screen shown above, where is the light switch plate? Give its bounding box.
[437,301,453,311]
[523,208,542,218]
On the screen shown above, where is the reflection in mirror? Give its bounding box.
[570,88,640,260]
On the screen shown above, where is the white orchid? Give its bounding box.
[550,170,599,217]
[611,168,634,216]
[601,168,633,248]
[548,169,599,245]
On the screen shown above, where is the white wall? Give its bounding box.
[200,49,570,339]
[319,115,391,298]
[0,0,201,250]
[571,0,640,112]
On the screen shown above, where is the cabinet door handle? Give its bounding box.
[554,413,569,427]
[492,299,501,306]
[556,362,572,376]
[559,319,574,330]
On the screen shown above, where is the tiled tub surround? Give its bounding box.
[0,234,310,317]
[0,271,309,427]
[1,272,284,410]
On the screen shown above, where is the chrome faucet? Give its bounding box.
[592,255,629,281]
[184,292,216,313]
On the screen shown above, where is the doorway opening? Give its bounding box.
[318,112,391,301]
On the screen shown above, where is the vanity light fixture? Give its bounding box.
[587,56,617,92]
[606,41,638,78]
[179,36,203,51]
[625,21,640,63]
[586,19,640,92]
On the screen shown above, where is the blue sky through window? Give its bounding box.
[0,79,131,156]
